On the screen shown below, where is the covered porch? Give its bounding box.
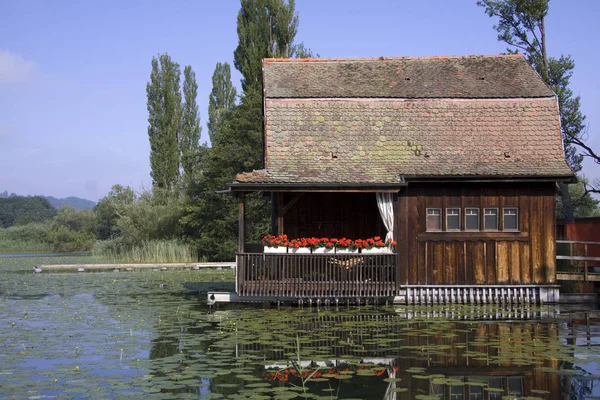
[233,185,402,301]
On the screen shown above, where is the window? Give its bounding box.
[426,208,441,231]
[504,208,518,231]
[484,208,498,230]
[446,208,460,231]
[465,208,479,231]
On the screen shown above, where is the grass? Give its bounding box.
[93,239,201,264]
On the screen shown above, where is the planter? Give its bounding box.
[289,247,311,254]
[361,247,392,254]
[313,247,334,254]
[264,246,287,254]
[335,248,359,254]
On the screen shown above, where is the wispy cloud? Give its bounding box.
[0,50,35,84]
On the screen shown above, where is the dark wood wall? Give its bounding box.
[396,182,557,285]
[276,192,384,240]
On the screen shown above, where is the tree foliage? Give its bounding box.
[478,0,592,221]
[556,176,600,219]
[180,65,202,192]
[208,62,237,144]
[234,0,300,92]
[147,54,182,191]
[0,196,56,228]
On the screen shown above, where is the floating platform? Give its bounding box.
[34,262,235,273]
[208,285,561,306]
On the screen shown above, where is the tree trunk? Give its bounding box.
[558,181,575,223]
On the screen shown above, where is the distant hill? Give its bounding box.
[43,196,96,210]
[0,191,96,210]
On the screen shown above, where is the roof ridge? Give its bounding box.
[263,54,524,64]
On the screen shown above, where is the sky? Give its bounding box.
[1,1,599,202]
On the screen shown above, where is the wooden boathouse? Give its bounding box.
[209,54,575,305]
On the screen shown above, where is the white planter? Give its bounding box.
[335,248,359,254]
[289,247,311,254]
[264,246,287,254]
[312,247,334,254]
[362,247,391,254]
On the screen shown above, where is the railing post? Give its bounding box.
[584,244,589,282]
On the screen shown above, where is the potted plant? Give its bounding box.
[335,238,359,254]
[262,234,288,253]
[361,237,397,254]
[311,237,334,254]
[288,238,311,254]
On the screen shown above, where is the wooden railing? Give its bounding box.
[557,240,600,281]
[236,253,397,298]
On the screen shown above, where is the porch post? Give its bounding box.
[277,192,284,235]
[238,191,245,253]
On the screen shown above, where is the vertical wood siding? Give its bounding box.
[398,183,556,285]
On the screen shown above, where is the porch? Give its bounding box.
[236,252,397,298]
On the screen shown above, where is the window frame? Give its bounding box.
[426,208,442,232]
[464,208,480,231]
[483,207,499,231]
[503,207,519,232]
[445,208,461,231]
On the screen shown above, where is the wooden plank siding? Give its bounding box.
[398,182,556,285]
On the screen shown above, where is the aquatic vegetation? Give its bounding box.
[1,254,600,398]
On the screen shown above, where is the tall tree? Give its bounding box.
[207,62,237,143]
[180,65,202,192]
[233,0,300,93]
[478,0,590,222]
[146,54,182,191]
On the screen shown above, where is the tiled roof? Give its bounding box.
[235,98,573,184]
[263,54,555,99]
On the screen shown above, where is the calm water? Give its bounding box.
[1,255,599,399]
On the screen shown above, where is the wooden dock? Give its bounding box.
[35,262,235,272]
[556,240,600,282]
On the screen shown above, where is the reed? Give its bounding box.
[93,239,199,263]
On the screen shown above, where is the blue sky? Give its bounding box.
[1,1,598,201]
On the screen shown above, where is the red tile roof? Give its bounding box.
[234,55,573,184]
[235,98,572,183]
[262,54,554,99]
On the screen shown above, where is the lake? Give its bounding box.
[1,255,599,399]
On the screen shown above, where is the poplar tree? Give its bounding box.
[180,65,201,192]
[146,54,182,191]
[478,0,589,222]
[207,62,237,144]
[233,0,299,93]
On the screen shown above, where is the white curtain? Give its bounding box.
[376,192,394,242]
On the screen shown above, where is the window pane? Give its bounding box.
[465,208,479,230]
[427,208,441,231]
[484,208,498,230]
[447,208,460,230]
[504,208,518,230]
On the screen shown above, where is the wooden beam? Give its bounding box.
[239,192,245,253]
[281,193,303,216]
[277,193,284,236]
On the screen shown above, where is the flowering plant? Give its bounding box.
[261,234,288,248]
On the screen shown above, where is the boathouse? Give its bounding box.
[218,54,574,305]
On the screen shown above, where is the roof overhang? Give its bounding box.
[403,175,576,184]
[228,181,407,192]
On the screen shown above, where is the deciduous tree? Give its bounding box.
[208,62,237,144]
[146,54,182,191]
[180,65,202,193]
[478,0,593,222]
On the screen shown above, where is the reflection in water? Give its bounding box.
[143,305,596,399]
[1,258,598,399]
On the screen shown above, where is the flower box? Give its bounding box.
[289,247,311,254]
[313,247,334,254]
[264,246,287,254]
[336,248,359,254]
[362,247,392,254]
